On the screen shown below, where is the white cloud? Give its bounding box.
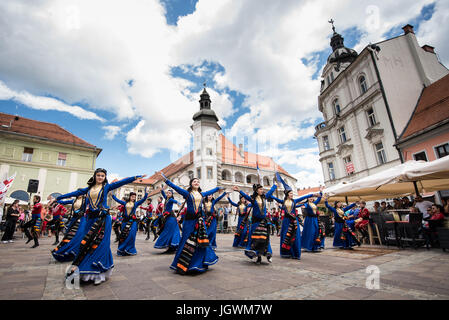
[0,80,104,121]
[0,0,447,177]
[102,125,121,140]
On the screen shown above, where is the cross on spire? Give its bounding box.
[328,18,336,33]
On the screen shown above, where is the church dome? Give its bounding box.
[326,21,358,65]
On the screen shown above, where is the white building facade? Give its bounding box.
[315,24,449,187]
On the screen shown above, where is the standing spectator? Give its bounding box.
[1,200,20,243]
[401,197,412,209]
[442,199,449,217]
[224,205,231,232]
[373,202,381,213]
[414,196,434,216]
[217,206,224,233]
[380,201,388,213]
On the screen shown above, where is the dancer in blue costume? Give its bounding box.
[51,193,87,262]
[324,195,359,249]
[203,191,227,250]
[112,188,149,256]
[268,173,317,259]
[154,186,181,252]
[228,195,252,248]
[232,183,276,264]
[160,173,222,274]
[57,168,145,285]
[345,204,360,232]
[300,191,324,252]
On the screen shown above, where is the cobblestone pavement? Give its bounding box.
[0,231,448,300]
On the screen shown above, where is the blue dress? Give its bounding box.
[268,187,315,259]
[228,198,252,248]
[203,192,227,250]
[57,176,141,282]
[165,179,220,274]
[154,190,181,250]
[52,198,87,262]
[300,193,324,252]
[113,192,148,256]
[239,186,276,260]
[346,208,359,231]
[325,201,357,248]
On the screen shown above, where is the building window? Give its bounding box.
[57,152,67,166]
[328,162,335,181]
[196,149,201,156]
[343,156,355,175]
[188,171,194,180]
[235,172,243,183]
[375,142,387,164]
[207,167,213,179]
[366,107,377,127]
[338,126,347,144]
[327,75,330,86]
[196,167,201,179]
[359,75,368,94]
[222,170,231,181]
[263,177,270,186]
[206,148,213,156]
[22,147,33,162]
[323,135,330,151]
[413,152,428,161]
[330,72,334,82]
[435,143,449,158]
[333,98,341,115]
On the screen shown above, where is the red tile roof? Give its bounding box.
[0,112,100,150]
[400,73,449,140]
[297,187,321,197]
[147,151,194,183]
[219,134,294,178]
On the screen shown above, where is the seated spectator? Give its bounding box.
[442,199,449,217]
[373,201,381,213]
[423,204,445,248]
[414,196,434,216]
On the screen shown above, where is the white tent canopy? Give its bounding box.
[323,157,449,200]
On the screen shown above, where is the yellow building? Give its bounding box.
[0,112,101,201]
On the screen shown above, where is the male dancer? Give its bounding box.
[140,198,154,240]
[23,195,42,248]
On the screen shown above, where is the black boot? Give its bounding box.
[52,234,59,246]
[31,238,39,248]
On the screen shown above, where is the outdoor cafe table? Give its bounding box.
[384,209,413,247]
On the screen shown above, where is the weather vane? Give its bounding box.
[328,18,336,33]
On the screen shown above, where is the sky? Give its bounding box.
[0,0,447,188]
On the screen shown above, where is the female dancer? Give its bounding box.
[112,188,149,256]
[232,183,276,264]
[228,195,252,248]
[52,193,87,262]
[301,191,324,252]
[57,168,145,285]
[268,175,317,259]
[160,173,222,274]
[203,191,227,250]
[154,187,181,252]
[324,195,359,249]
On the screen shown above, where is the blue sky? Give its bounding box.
[0,0,446,187]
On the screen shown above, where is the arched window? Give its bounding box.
[263,177,270,186]
[235,172,243,183]
[221,170,231,181]
[333,98,341,115]
[359,75,368,94]
[188,171,194,180]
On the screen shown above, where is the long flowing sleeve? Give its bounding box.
[213,192,227,206]
[112,195,126,206]
[269,194,284,205]
[239,190,252,202]
[136,192,149,207]
[227,197,238,207]
[161,189,167,200]
[344,203,357,212]
[57,199,74,205]
[313,192,323,205]
[265,184,277,199]
[202,187,220,198]
[57,187,89,201]
[108,175,141,191]
[325,201,336,215]
[293,194,313,205]
[165,179,189,198]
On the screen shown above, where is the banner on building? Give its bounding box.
[0,173,17,203]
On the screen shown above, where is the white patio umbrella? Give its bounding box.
[323,158,449,200]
